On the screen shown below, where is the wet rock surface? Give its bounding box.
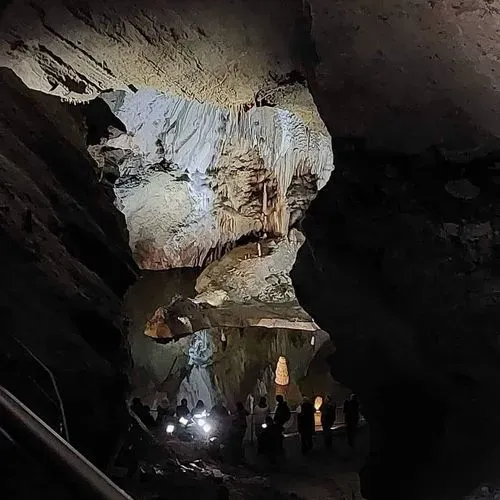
[292,140,500,499]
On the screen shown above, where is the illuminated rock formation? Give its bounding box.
[91,89,334,269]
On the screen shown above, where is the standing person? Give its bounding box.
[176,398,190,419]
[343,394,360,448]
[258,416,281,465]
[253,396,269,439]
[274,395,291,431]
[274,395,291,454]
[297,396,315,454]
[192,399,206,419]
[320,395,337,449]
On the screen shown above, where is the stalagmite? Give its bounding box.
[275,356,290,386]
[314,396,323,411]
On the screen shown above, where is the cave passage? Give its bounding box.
[2,1,500,499]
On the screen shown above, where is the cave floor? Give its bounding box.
[168,429,368,499]
[115,427,368,499]
[244,430,368,500]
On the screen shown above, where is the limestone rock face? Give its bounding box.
[0,0,316,122]
[0,69,137,470]
[195,230,305,304]
[91,89,333,269]
[3,0,500,151]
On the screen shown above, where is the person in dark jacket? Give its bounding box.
[156,399,171,427]
[258,416,281,464]
[211,400,229,418]
[343,394,360,448]
[297,396,315,454]
[176,398,190,419]
[320,395,337,448]
[192,399,206,418]
[274,395,291,430]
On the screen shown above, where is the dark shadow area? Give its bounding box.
[292,138,500,499]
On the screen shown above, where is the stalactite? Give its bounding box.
[94,89,334,269]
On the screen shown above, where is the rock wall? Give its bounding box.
[0,0,313,121]
[124,269,198,402]
[292,140,500,499]
[4,0,500,153]
[0,68,137,468]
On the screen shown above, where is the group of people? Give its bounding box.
[296,393,360,455]
[130,392,361,464]
[254,393,360,460]
[177,398,249,463]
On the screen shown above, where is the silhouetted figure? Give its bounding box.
[343,394,360,448]
[297,397,315,454]
[176,398,190,419]
[258,416,281,464]
[320,395,337,448]
[130,398,155,428]
[274,395,291,430]
[192,399,206,418]
[230,402,249,463]
[211,401,229,419]
[254,396,269,439]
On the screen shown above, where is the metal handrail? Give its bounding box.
[6,332,69,441]
[0,386,133,500]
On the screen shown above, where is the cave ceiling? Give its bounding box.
[2,0,500,152]
[1,0,500,335]
[3,2,500,495]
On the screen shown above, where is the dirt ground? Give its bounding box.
[116,421,368,500]
[243,429,368,500]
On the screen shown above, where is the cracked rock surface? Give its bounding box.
[3,0,500,151]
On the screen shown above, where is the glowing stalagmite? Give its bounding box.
[274,356,290,386]
[314,396,323,411]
